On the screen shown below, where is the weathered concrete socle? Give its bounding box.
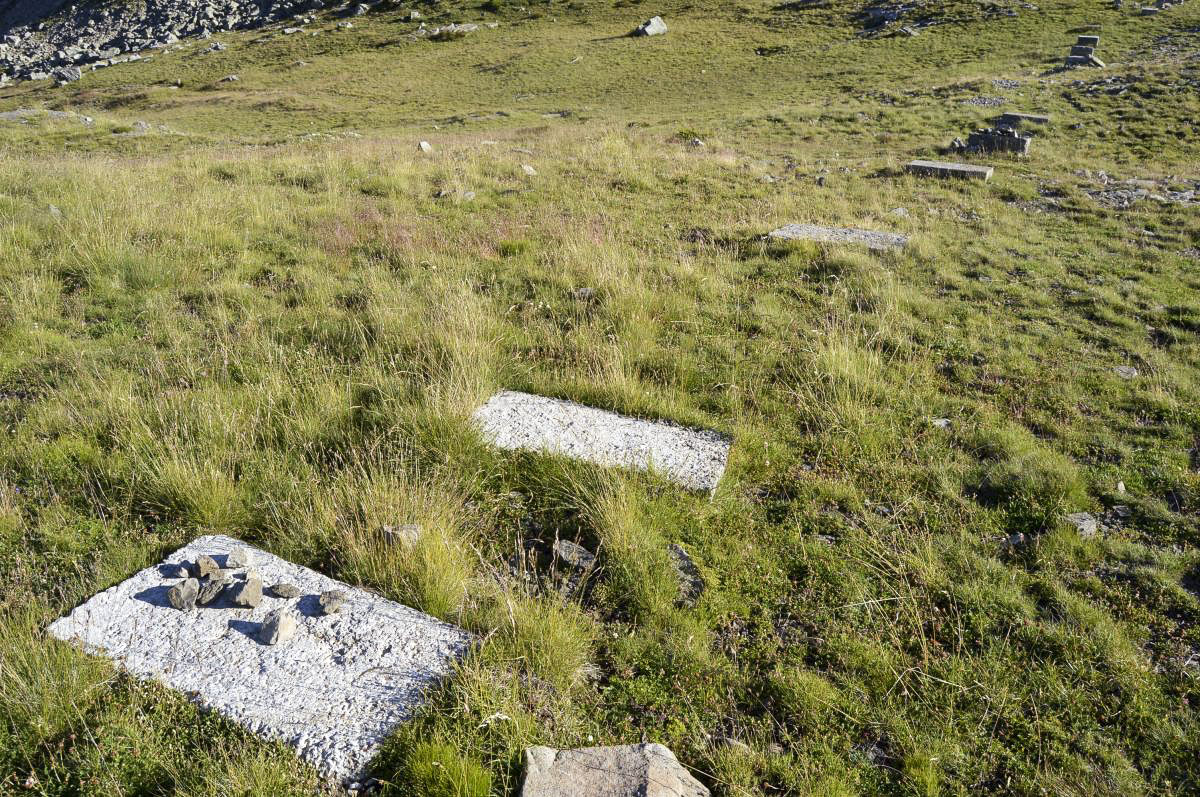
[768,223,908,251]
[521,743,709,797]
[997,112,1050,127]
[472,391,731,492]
[47,535,471,783]
[906,159,993,181]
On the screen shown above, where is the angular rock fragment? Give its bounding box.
[258,609,297,645]
[167,578,199,611]
[196,578,227,606]
[230,571,263,608]
[552,539,596,571]
[521,743,708,797]
[194,554,220,580]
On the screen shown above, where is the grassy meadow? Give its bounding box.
[1,0,1199,794]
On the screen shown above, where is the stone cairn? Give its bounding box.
[1065,34,1105,68]
[952,125,1033,156]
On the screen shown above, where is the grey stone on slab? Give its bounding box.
[196,578,227,606]
[230,571,263,608]
[522,743,708,797]
[905,160,993,181]
[472,391,731,493]
[668,544,705,608]
[193,554,220,579]
[259,609,297,645]
[226,546,253,568]
[269,583,301,599]
[768,223,908,251]
[47,535,471,783]
[319,590,347,615]
[167,578,199,611]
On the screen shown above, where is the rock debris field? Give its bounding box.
[48,535,472,783]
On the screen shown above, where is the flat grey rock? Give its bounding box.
[997,112,1050,127]
[521,743,708,797]
[472,391,731,492]
[768,223,908,251]
[906,159,993,181]
[47,535,471,783]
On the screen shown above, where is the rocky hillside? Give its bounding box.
[0,0,334,82]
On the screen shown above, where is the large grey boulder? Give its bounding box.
[521,743,708,797]
[633,16,668,36]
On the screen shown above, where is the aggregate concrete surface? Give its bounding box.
[472,390,731,492]
[768,223,908,251]
[47,534,472,783]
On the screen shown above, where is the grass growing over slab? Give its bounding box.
[0,0,1199,794]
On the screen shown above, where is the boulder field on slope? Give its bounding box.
[0,0,334,82]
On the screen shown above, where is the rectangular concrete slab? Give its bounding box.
[48,535,471,784]
[997,112,1051,126]
[768,223,908,251]
[472,390,731,492]
[906,159,993,181]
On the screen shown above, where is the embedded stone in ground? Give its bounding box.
[768,223,908,251]
[668,544,705,608]
[906,159,993,181]
[1066,512,1099,538]
[521,743,709,797]
[47,535,471,783]
[472,391,731,492]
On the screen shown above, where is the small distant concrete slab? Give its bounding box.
[997,112,1051,126]
[905,159,993,181]
[472,391,731,492]
[48,535,471,783]
[768,223,908,251]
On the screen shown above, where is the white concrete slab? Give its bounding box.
[47,535,471,784]
[768,223,908,251]
[472,391,731,492]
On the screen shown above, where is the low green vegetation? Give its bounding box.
[1,0,1198,794]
